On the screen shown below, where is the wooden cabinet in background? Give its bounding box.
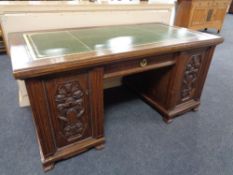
[0,26,6,53]
[0,36,5,53]
[175,0,232,33]
[229,0,233,14]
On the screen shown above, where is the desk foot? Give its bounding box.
[163,118,173,124]
[43,162,54,172]
[192,106,199,112]
[95,144,105,150]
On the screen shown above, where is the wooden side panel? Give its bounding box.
[26,79,56,158]
[194,47,216,99]
[175,1,192,27]
[144,67,174,108]
[89,68,104,139]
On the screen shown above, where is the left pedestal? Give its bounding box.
[25,67,105,171]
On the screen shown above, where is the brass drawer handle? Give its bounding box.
[140,59,148,67]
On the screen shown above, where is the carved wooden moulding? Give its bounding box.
[181,54,203,102]
[55,81,87,142]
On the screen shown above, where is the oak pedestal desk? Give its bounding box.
[8,23,223,171]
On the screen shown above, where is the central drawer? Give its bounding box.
[104,54,176,79]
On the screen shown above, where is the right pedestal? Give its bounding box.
[124,46,215,123]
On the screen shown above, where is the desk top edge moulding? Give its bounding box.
[9,24,223,79]
[8,23,223,171]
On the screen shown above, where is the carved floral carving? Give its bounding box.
[181,54,202,101]
[55,81,86,141]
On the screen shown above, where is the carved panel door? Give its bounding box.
[178,49,208,104]
[45,69,103,148]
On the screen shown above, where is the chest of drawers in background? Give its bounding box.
[229,0,233,14]
[175,0,232,32]
[0,24,5,52]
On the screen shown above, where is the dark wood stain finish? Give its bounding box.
[123,47,215,123]
[26,69,105,170]
[8,23,223,171]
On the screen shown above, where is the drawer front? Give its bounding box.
[104,54,176,79]
[191,8,208,26]
[192,1,212,8]
[213,1,230,7]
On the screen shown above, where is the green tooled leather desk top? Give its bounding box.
[24,23,197,60]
